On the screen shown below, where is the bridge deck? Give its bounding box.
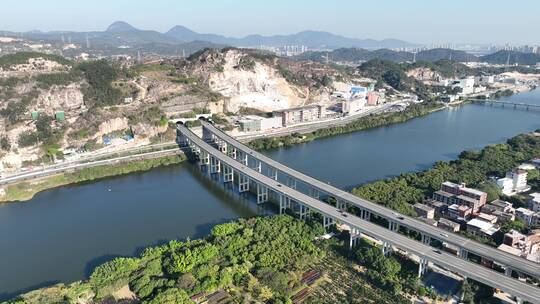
[200,120,540,279]
[178,123,540,303]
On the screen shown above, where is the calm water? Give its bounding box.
[1,89,540,298]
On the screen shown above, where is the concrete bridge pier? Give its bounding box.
[238,174,250,193]
[227,146,237,159]
[388,221,399,231]
[459,248,468,260]
[323,216,334,229]
[223,165,234,183]
[278,194,289,214]
[360,209,371,220]
[309,188,320,199]
[253,160,262,173]
[239,151,248,166]
[421,234,431,245]
[504,266,513,277]
[202,126,214,143]
[218,141,227,154]
[256,183,268,204]
[286,176,297,189]
[299,204,310,220]
[176,132,188,147]
[382,241,392,256]
[267,167,278,180]
[336,199,347,211]
[349,227,361,249]
[209,157,221,174]
[418,258,429,277]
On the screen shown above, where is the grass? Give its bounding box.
[1,154,185,203]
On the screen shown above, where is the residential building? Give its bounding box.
[273,104,326,127]
[424,199,448,217]
[503,229,527,247]
[432,190,456,205]
[448,204,472,222]
[434,182,487,212]
[237,115,283,132]
[528,193,540,212]
[516,207,535,226]
[477,213,498,224]
[438,218,461,232]
[466,218,499,238]
[500,229,540,261]
[414,203,435,219]
[497,170,530,196]
[482,200,515,222]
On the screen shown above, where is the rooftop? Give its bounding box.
[467,218,499,236]
[497,244,523,256]
[516,207,535,216]
[414,203,435,213]
[438,218,460,227]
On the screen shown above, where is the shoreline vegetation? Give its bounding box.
[0,101,445,204]
[0,86,528,204]
[0,154,185,203]
[3,215,479,304]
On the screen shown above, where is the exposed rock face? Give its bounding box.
[37,84,85,113]
[97,117,129,138]
[407,68,442,82]
[205,50,329,113]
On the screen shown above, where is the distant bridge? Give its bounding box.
[470,98,540,110]
[176,120,540,304]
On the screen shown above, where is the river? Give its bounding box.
[1,89,540,299]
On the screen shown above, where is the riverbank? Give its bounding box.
[0,102,445,204]
[248,102,444,150]
[4,214,504,304]
[0,215,441,304]
[0,154,185,203]
[352,131,540,221]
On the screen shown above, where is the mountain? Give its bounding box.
[480,50,540,65]
[416,48,477,62]
[106,21,140,32]
[164,27,417,49]
[294,47,479,63]
[2,22,418,55]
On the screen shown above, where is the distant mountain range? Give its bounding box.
[294,48,540,65]
[1,21,418,50]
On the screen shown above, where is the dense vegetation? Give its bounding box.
[353,133,540,216]
[5,216,326,303]
[249,102,442,151]
[0,52,72,69]
[357,59,432,99]
[76,60,125,107]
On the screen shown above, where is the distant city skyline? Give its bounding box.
[1,0,539,45]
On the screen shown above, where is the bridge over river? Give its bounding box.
[176,120,540,304]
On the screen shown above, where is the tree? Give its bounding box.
[0,137,10,151]
[146,288,191,304]
[18,131,38,147]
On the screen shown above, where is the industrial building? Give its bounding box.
[273,104,326,127]
[237,115,282,132]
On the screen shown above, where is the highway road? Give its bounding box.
[178,123,540,304]
[201,120,540,279]
[0,148,181,186]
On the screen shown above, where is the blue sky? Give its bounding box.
[1,0,538,44]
